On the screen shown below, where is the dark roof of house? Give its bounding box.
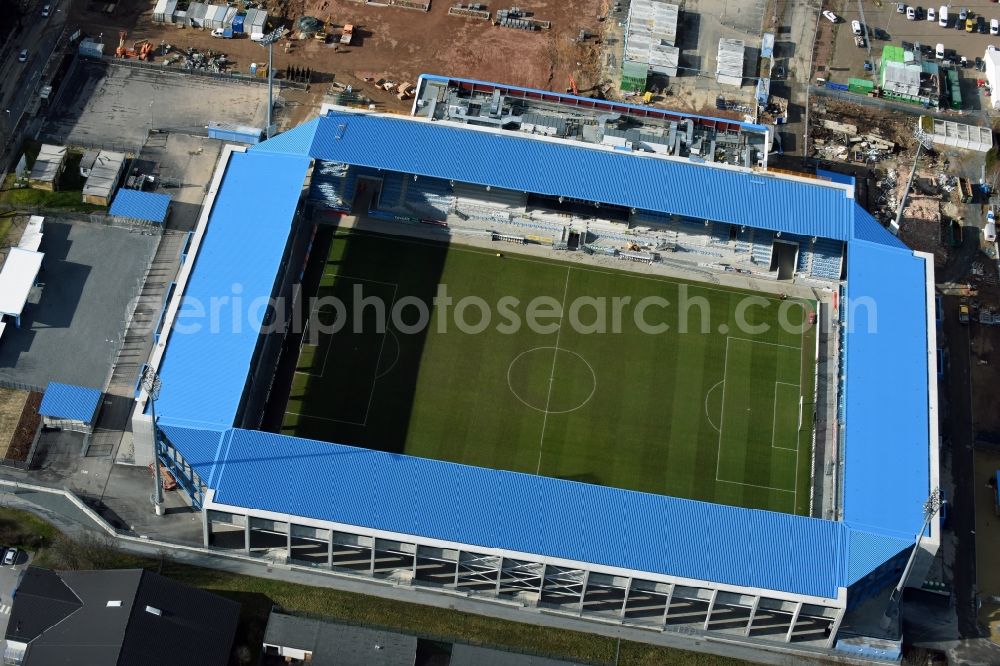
[450,644,586,666]
[6,567,84,644]
[10,569,142,666]
[117,570,240,666]
[5,568,239,666]
[263,611,416,666]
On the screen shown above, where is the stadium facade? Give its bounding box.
[132,76,938,659]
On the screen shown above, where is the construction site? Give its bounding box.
[67,0,606,114]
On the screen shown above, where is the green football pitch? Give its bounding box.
[282,230,816,516]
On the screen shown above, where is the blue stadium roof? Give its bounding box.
[109,190,172,224]
[252,112,857,242]
[154,151,310,429]
[39,382,102,424]
[211,429,848,598]
[149,104,934,599]
[842,240,931,539]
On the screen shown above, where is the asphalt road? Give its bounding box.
[0,0,68,154]
[941,295,980,638]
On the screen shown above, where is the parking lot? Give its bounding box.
[0,546,31,648]
[0,219,158,389]
[41,60,269,150]
[824,0,1000,111]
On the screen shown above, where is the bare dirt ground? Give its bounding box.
[70,0,604,114]
[0,389,29,457]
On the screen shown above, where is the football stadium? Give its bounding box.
[134,75,938,658]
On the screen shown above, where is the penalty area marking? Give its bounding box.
[715,336,799,503]
[704,380,724,433]
[290,276,399,428]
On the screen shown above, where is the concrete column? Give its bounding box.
[495,558,504,597]
[286,522,292,563]
[244,516,251,555]
[784,601,803,643]
[453,550,461,588]
[662,584,675,626]
[538,563,547,595]
[327,532,334,569]
[619,577,633,618]
[577,570,590,613]
[412,546,418,578]
[744,596,760,636]
[702,589,719,630]
[369,539,376,576]
[201,509,210,548]
[825,607,846,649]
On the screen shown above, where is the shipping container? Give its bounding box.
[208,5,228,29]
[153,0,168,22]
[224,7,237,27]
[164,0,177,22]
[187,3,207,27]
[250,10,267,32]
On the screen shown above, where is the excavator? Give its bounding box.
[132,39,152,60]
[115,31,128,58]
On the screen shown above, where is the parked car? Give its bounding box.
[993,18,999,35]
[17,49,27,62]
[968,18,975,31]
[822,9,839,23]
[976,55,985,71]
[897,1,906,12]
[874,27,890,40]
[40,3,50,16]
[939,5,948,27]
[928,6,936,21]
[986,211,997,243]
[936,42,945,59]
[851,19,863,35]
[907,5,916,19]
[4,548,18,566]
[979,16,988,33]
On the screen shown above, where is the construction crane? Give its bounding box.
[568,74,578,96]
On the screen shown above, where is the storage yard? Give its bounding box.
[68,0,606,112]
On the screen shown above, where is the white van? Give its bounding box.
[992,18,999,35]
[250,32,266,42]
[936,43,945,59]
[851,19,863,35]
[939,5,948,27]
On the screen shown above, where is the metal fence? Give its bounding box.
[101,235,161,393]
[89,55,309,90]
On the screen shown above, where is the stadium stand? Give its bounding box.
[133,98,937,657]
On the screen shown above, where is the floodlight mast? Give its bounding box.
[880,488,941,631]
[141,368,165,516]
[891,128,934,235]
[256,28,286,139]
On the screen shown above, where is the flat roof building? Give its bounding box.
[82,150,126,206]
[28,144,67,191]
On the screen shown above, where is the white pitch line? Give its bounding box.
[284,411,366,427]
[322,273,399,287]
[536,267,572,475]
[715,336,732,482]
[716,478,796,494]
[726,336,800,350]
[771,381,800,452]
